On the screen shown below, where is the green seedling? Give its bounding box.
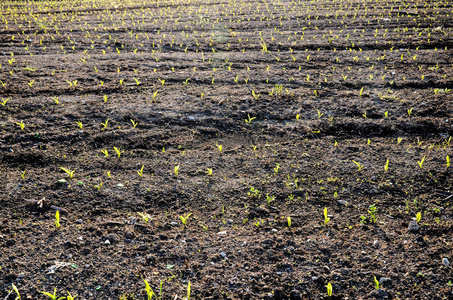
[103,95,108,102]
[20,170,26,180]
[417,156,426,168]
[11,283,20,300]
[186,281,191,300]
[134,77,141,85]
[137,165,145,177]
[174,165,180,176]
[114,147,123,158]
[207,168,213,176]
[244,114,256,125]
[317,109,324,119]
[101,118,109,129]
[179,213,192,226]
[65,292,77,300]
[158,78,165,86]
[446,155,450,168]
[324,207,330,224]
[75,121,83,129]
[416,211,422,223]
[374,276,380,289]
[137,212,150,223]
[28,80,35,87]
[143,279,155,300]
[359,87,364,96]
[130,119,138,128]
[52,97,59,105]
[287,216,291,228]
[94,182,103,191]
[352,160,364,171]
[101,149,108,158]
[251,90,260,100]
[16,121,25,131]
[265,194,275,206]
[384,159,389,172]
[60,167,74,178]
[216,144,222,152]
[55,210,60,228]
[40,288,63,300]
[326,282,332,296]
[1,98,9,106]
[407,107,414,117]
[274,163,280,175]
[368,205,377,223]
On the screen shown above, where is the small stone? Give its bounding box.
[104,240,110,244]
[379,277,392,288]
[17,273,24,278]
[374,240,380,248]
[220,252,227,258]
[170,222,179,226]
[217,231,227,235]
[337,200,348,206]
[408,219,419,232]
[442,257,450,267]
[75,219,83,224]
[271,229,278,233]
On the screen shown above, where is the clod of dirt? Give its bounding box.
[289,290,302,300]
[273,287,288,300]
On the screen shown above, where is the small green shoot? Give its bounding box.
[446,155,450,168]
[326,282,332,296]
[384,159,389,172]
[137,212,150,223]
[265,193,275,206]
[130,119,138,128]
[244,114,256,125]
[16,121,25,131]
[216,144,222,152]
[180,213,192,226]
[352,160,364,171]
[417,156,426,169]
[40,288,62,300]
[101,149,108,158]
[207,168,213,176]
[11,283,20,300]
[75,121,83,129]
[55,210,60,228]
[324,207,330,225]
[174,165,180,176]
[368,205,377,223]
[287,216,291,228]
[114,146,123,158]
[66,292,77,300]
[143,279,155,300]
[137,165,145,177]
[416,211,422,223]
[60,167,75,178]
[186,281,191,300]
[374,276,380,289]
[101,118,109,130]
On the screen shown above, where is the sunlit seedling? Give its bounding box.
[60,167,75,178]
[324,207,330,225]
[55,210,60,228]
[114,147,123,158]
[137,212,150,223]
[180,213,192,226]
[137,165,144,177]
[417,156,426,169]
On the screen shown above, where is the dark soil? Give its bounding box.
[0,0,452,299]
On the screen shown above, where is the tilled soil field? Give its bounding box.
[0,0,452,299]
